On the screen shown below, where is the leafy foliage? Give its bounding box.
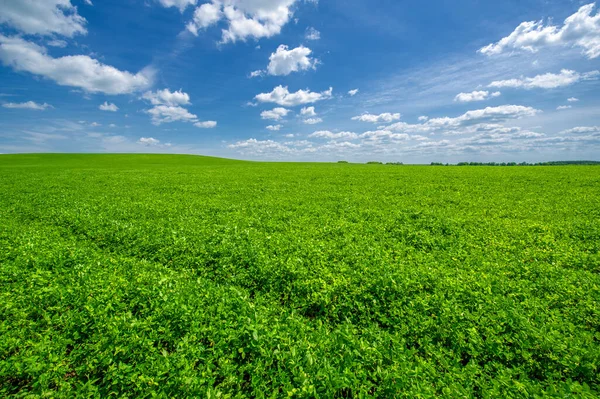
[1,154,599,398]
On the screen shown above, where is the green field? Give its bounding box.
[1,154,599,398]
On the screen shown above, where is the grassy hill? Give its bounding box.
[1,154,599,398]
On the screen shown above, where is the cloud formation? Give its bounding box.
[99,102,119,112]
[2,101,52,110]
[255,85,333,107]
[352,112,401,123]
[187,0,298,43]
[479,3,600,59]
[488,69,599,90]
[142,88,216,127]
[260,107,290,121]
[158,0,197,12]
[266,45,317,76]
[305,27,321,40]
[0,0,87,37]
[454,91,501,102]
[142,89,191,106]
[0,36,153,95]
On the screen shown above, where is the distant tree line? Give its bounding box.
[433,161,600,166]
[337,160,599,166]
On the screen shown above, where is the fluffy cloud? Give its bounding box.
[265,45,317,76]
[255,85,333,107]
[0,0,87,37]
[138,137,161,146]
[454,90,501,102]
[352,112,401,123]
[303,117,323,124]
[560,126,600,134]
[186,2,222,34]
[260,107,290,120]
[305,27,321,40]
[228,138,292,153]
[194,120,217,128]
[2,101,52,110]
[425,105,540,128]
[0,35,153,94]
[187,0,297,43]
[479,3,600,59]
[141,88,216,127]
[568,97,579,102]
[418,116,429,121]
[488,69,598,90]
[266,124,282,131]
[158,0,197,12]
[99,101,119,112]
[142,89,191,106]
[300,106,316,116]
[47,39,68,48]
[146,105,198,125]
[557,105,572,110]
[348,89,359,96]
[309,130,358,140]
[381,105,541,136]
[360,130,410,141]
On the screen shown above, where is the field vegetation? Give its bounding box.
[0,154,599,398]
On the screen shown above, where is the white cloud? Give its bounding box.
[560,126,600,134]
[352,112,401,123]
[158,0,197,12]
[300,106,316,116]
[141,88,215,127]
[186,2,222,34]
[194,120,217,128]
[488,69,598,90]
[90,122,101,127]
[305,27,321,40]
[99,101,119,112]
[360,130,410,141]
[303,117,323,124]
[426,105,540,128]
[2,101,52,110]
[260,107,290,120]
[266,124,282,131]
[255,85,333,107]
[142,89,191,106]
[454,90,501,102]
[249,70,264,78]
[348,89,359,96]
[0,35,154,95]
[187,0,298,43]
[479,3,600,59]
[228,138,292,153]
[0,0,87,37]
[309,130,358,140]
[138,137,161,146]
[265,45,317,76]
[418,116,429,122]
[557,105,572,110]
[568,97,579,102]
[47,39,68,48]
[381,105,541,136]
[146,105,198,125]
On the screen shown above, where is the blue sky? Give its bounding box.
[1,0,599,163]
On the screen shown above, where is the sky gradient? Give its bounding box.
[1,0,599,163]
